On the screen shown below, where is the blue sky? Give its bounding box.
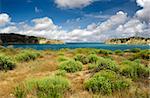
[0,0,149,42]
[1,0,140,29]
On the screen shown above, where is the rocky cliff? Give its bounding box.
[105,37,150,45]
[0,33,64,45]
[0,33,39,45]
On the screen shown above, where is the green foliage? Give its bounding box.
[98,49,113,55]
[0,54,16,71]
[88,63,97,69]
[114,50,123,55]
[130,48,141,53]
[119,60,150,79]
[58,60,83,73]
[14,86,26,98]
[84,70,130,95]
[74,54,89,64]
[15,50,41,62]
[14,76,70,98]
[87,54,99,64]
[131,50,150,60]
[54,70,67,76]
[57,56,70,62]
[88,57,118,72]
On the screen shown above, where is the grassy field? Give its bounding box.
[0,47,149,98]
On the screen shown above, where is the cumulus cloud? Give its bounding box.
[0,13,11,26]
[0,0,150,42]
[54,0,93,9]
[136,0,150,22]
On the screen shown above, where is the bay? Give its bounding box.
[6,43,150,50]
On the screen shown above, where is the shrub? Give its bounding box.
[129,50,150,60]
[130,48,141,53]
[14,76,70,98]
[54,70,67,76]
[58,60,83,73]
[0,55,16,71]
[114,50,123,55]
[88,57,118,72]
[88,63,97,69]
[15,50,41,62]
[87,54,99,64]
[74,54,89,64]
[119,60,150,79]
[74,48,99,55]
[98,49,113,55]
[84,70,130,95]
[124,49,130,52]
[57,56,70,62]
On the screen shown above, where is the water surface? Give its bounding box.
[7,43,149,50]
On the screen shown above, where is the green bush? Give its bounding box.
[87,54,99,64]
[119,60,150,79]
[114,50,123,55]
[57,56,70,62]
[58,60,83,73]
[15,50,41,62]
[0,55,16,71]
[84,70,130,95]
[131,50,150,60]
[130,48,141,53]
[88,63,97,69]
[88,57,118,72]
[98,49,113,55]
[54,70,67,76]
[74,48,99,55]
[14,76,70,98]
[74,54,89,64]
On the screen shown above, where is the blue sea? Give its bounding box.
[6,43,150,51]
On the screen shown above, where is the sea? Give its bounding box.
[5,43,150,51]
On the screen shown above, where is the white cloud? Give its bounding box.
[0,0,150,42]
[0,13,11,26]
[32,17,58,31]
[54,0,93,9]
[136,0,150,22]
[0,26,18,33]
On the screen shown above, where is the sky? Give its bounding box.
[0,0,150,42]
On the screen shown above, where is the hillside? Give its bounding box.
[105,37,150,44]
[0,33,64,45]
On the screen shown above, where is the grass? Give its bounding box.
[119,60,150,79]
[0,54,16,71]
[15,49,41,62]
[0,48,149,98]
[14,75,70,98]
[58,60,83,73]
[84,70,131,95]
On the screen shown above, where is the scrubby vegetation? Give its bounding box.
[114,49,123,55]
[58,60,83,73]
[119,60,150,79]
[130,49,150,60]
[74,54,89,64]
[98,49,113,55]
[15,49,41,62]
[87,54,99,64]
[84,70,131,94]
[88,57,118,72]
[0,54,16,71]
[14,75,70,98]
[0,47,149,98]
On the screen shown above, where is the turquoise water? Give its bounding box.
[8,43,149,50]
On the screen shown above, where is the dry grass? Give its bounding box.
[0,49,149,98]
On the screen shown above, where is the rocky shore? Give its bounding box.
[105,37,150,45]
